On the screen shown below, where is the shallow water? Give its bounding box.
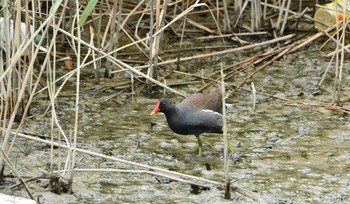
[2,46,350,203]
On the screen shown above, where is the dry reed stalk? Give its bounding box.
[10,0,70,193]
[333,10,347,104]
[7,24,48,153]
[263,0,268,19]
[196,46,285,93]
[15,130,222,186]
[251,82,256,111]
[177,0,189,66]
[147,0,159,90]
[239,83,350,119]
[276,0,287,31]
[193,31,269,40]
[116,1,151,62]
[220,64,230,199]
[251,0,262,31]
[9,130,263,202]
[106,0,118,69]
[1,1,64,178]
[234,0,243,26]
[121,0,146,28]
[223,0,231,32]
[0,149,35,200]
[42,25,185,98]
[236,43,294,89]
[11,0,67,137]
[174,70,220,83]
[184,17,217,34]
[319,53,335,86]
[322,31,350,55]
[116,0,123,58]
[91,26,100,84]
[288,22,341,54]
[135,34,294,70]
[215,0,220,29]
[279,0,291,35]
[46,168,215,188]
[259,0,315,23]
[319,17,350,89]
[120,2,218,57]
[234,0,248,28]
[66,0,82,193]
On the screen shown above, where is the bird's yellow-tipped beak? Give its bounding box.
[150,101,160,116]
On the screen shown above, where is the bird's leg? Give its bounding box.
[227,138,234,153]
[195,135,203,156]
[222,134,234,153]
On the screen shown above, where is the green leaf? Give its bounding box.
[78,0,98,27]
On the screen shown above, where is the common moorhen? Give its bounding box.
[151,88,231,156]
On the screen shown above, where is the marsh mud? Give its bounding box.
[1,47,350,203]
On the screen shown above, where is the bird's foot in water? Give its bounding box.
[198,146,202,157]
[186,153,207,161]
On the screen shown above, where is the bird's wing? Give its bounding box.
[179,89,222,113]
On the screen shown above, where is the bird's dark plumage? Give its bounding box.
[151,88,223,155]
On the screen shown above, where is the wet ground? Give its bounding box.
[1,44,350,203]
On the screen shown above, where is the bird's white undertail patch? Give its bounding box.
[200,109,222,116]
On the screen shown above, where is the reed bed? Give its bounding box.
[0,0,349,202]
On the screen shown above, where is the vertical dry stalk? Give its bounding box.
[234,0,243,24]
[91,26,100,84]
[279,0,291,35]
[333,3,348,103]
[223,0,231,32]
[0,0,40,175]
[333,9,342,103]
[337,4,349,102]
[47,6,67,183]
[152,0,161,77]
[149,0,169,80]
[263,0,267,19]
[67,0,82,193]
[250,1,255,31]
[115,0,123,59]
[148,0,165,88]
[107,1,118,69]
[276,0,287,31]
[233,0,248,28]
[251,82,256,111]
[256,0,262,30]
[234,0,242,12]
[6,0,67,179]
[179,0,189,52]
[251,0,262,31]
[221,64,230,199]
[48,13,58,180]
[93,1,104,83]
[0,1,11,179]
[147,0,155,91]
[216,0,219,28]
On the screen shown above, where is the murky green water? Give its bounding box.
[2,46,350,203]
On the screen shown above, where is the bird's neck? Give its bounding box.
[163,106,179,119]
[163,106,181,131]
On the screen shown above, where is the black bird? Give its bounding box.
[151,88,232,156]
